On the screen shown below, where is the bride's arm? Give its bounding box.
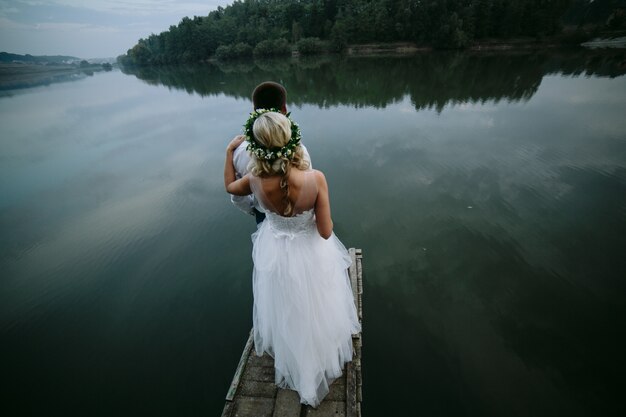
[314,170,333,239]
[224,135,252,196]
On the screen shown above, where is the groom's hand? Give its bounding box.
[227,135,246,152]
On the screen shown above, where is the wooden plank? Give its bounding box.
[272,389,301,417]
[247,352,275,368]
[345,248,362,417]
[304,400,346,417]
[226,330,254,401]
[232,396,275,417]
[354,251,363,411]
[356,251,363,321]
[238,379,278,398]
[242,364,275,382]
[326,378,347,402]
[354,336,362,403]
[345,359,357,417]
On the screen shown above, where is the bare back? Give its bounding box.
[248,169,319,217]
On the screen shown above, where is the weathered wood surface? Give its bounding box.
[221,248,364,417]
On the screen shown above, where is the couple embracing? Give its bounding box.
[223,82,361,407]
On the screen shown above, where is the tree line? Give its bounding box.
[118,0,623,66]
[0,52,80,64]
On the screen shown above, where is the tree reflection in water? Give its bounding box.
[121,50,626,112]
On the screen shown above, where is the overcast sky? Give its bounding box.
[0,0,226,58]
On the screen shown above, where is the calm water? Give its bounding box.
[1,51,625,416]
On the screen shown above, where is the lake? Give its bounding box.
[1,50,625,416]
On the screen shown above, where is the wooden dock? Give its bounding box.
[221,248,363,417]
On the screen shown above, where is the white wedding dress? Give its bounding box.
[249,170,361,407]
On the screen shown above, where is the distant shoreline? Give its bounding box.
[125,35,626,67]
[0,63,112,90]
[341,36,626,56]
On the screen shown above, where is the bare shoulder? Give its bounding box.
[311,169,326,181]
[310,169,328,191]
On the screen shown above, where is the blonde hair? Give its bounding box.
[249,112,310,215]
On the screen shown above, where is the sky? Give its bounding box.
[0,0,226,58]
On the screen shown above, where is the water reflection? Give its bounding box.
[1,53,625,416]
[286,71,625,415]
[122,50,626,112]
[0,69,97,95]
[361,162,626,415]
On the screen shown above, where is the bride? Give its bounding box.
[224,110,361,407]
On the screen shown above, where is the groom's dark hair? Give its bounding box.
[252,81,287,113]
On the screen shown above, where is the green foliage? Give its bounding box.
[253,39,292,57]
[329,21,348,53]
[215,43,253,60]
[296,37,325,55]
[233,43,254,57]
[120,0,584,66]
[435,13,470,49]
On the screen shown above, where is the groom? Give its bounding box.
[231,81,311,223]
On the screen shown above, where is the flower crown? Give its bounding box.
[244,108,302,162]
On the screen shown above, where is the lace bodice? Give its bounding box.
[264,209,316,239]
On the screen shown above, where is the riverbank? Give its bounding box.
[344,39,563,56]
[0,63,113,90]
[221,35,625,62]
[343,35,625,56]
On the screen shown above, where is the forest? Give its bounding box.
[119,0,626,66]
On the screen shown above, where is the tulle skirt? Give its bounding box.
[251,220,361,407]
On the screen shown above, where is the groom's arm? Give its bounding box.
[230,141,255,215]
[225,136,252,196]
